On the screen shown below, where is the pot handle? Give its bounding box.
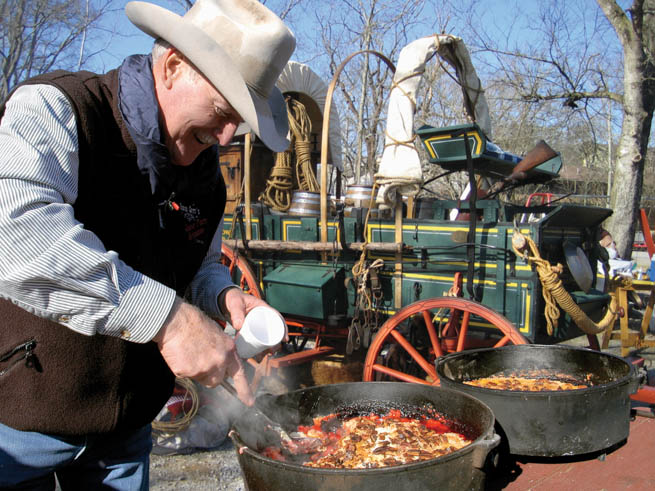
[471,432,501,469]
[629,366,647,395]
[434,350,471,378]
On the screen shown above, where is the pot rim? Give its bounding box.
[230,382,499,473]
[435,344,637,396]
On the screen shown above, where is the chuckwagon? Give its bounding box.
[215,35,622,388]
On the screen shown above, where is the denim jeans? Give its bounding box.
[0,422,152,490]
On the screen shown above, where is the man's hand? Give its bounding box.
[222,288,288,352]
[153,297,254,405]
[222,288,268,331]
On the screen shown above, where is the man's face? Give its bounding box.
[157,55,243,166]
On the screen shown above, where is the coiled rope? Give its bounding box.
[287,98,319,192]
[259,149,294,211]
[259,97,320,211]
[511,230,618,336]
[151,377,199,435]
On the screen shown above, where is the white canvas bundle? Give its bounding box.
[375,35,491,208]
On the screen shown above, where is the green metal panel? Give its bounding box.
[430,200,504,222]
[282,217,319,241]
[416,123,488,163]
[279,217,351,243]
[222,216,263,239]
[263,264,345,319]
[223,213,372,247]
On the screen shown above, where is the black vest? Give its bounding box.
[0,69,226,435]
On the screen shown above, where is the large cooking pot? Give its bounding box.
[230,382,500,491]
[436,345,641,457]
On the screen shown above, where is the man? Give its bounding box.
[0,0,295,488]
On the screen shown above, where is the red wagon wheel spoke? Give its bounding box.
[388,329,438,381]
[493,334,512,348]
[364,298,528,385]
[456,311,471,352]
[220,243,262,298]
[369,363,432,385]
[422,309,443,358]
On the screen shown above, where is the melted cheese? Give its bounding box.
[464,374,588,391]
[300,415,471,469]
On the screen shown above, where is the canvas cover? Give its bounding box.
[375,35,491,208]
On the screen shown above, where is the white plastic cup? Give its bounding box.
[235,306,285,359]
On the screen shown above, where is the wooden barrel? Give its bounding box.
[344,185,377,209]
[288,191,320,216]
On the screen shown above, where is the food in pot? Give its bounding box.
[464,369,591,391]
[262,409,473,468]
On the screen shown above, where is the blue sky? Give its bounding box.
[95,0,626,73]
[86,1,175,72]
[86,0,637,144]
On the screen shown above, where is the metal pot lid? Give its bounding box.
[563,241,593,293]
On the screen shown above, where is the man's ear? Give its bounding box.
[161,49,185,90]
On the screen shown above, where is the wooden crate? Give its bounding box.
[219,138,276,215]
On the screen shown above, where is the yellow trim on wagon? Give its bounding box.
[422,131,484,160]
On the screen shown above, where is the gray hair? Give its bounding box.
[151,38,172,62]
[151,38,200,81]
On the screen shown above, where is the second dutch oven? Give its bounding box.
[435,344,641,457]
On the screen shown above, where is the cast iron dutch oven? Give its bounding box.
[230,382,500,491]
[435,344,641,457]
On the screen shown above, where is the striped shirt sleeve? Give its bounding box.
[0,84,176,343]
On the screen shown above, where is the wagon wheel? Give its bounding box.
[363,297,529,385]
[220,242,262,298]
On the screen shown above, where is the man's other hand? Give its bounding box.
[222,289,288,350]
[153,297,254,405]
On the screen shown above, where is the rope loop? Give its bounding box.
[511,231,618,336]
[151,377,199,435]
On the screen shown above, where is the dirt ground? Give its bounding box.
[150,443,245,491]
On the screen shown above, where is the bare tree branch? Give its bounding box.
[1,0,117,102]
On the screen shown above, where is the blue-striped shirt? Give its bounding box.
[0,84,233,343]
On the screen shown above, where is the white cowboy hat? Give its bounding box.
[125,0,296,152]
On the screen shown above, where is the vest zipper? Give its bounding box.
[0,339,37,376]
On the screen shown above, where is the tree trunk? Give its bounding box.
[597,0,655,258]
